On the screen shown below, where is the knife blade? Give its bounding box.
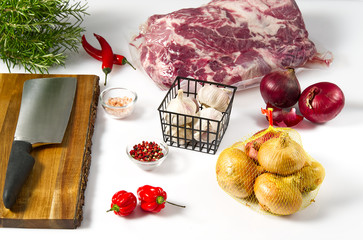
[2,77,77,209]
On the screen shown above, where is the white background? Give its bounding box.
[1,0,363,239]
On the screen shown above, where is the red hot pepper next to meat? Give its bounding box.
[82,34,136,86]
[137,185,185,213]
[93,33,114,86]
[81,35,136,70]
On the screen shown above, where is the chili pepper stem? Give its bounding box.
[165,201,186,208]
[107,204,120,213]
[122,58,136,70]
[104,74,108,86]
[103,68,111,86]
[156,196,185,208]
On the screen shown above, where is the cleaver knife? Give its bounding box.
[2,77,77,209]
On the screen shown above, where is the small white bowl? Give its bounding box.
[100,87,137,119]
[126,139,169,171]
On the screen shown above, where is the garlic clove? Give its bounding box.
[165,89,199,126]
[194,107,223,142]
[200,107,223,131]
[197,85,231,112]
[165,124,193,146]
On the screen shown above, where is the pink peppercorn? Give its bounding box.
[130,141,164,162]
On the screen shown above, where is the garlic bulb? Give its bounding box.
[194,107,223,142]
[197,85,231,112]
[165,124,193,146]
[165,89,198,126]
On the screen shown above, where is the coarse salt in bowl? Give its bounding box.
[100,87,137,119]
[126,139,169,171]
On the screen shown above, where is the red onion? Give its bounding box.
[260,68,301,108]
[266,103,304,127]
[298,82,345,123]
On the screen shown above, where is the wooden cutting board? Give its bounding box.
[0,73,99,229]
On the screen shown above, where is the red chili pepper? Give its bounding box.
[137,185,185,213]
[82,35,103,62]
[107,190,137,216]
[115,54,136,70]
[81,35,136,69]
[93,33,114,86]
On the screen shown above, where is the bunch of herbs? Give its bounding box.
[0,0,88,73]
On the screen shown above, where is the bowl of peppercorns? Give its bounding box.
[126,139,169,171]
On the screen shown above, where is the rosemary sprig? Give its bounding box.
[0,0,88,73]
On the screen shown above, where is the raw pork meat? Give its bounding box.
[131,0,331,90]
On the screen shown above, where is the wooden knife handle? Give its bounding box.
[3,140,35,209]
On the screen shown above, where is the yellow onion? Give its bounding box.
[257,134,308,175]
[254,173,302,215]
[289,159,325,193]
[216,147,262,199]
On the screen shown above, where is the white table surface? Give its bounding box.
[1,0,362,239]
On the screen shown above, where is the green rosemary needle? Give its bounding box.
[0,0,88,73]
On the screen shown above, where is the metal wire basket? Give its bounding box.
[158,76,237,154]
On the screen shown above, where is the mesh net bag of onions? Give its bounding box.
[216,108,325,216]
